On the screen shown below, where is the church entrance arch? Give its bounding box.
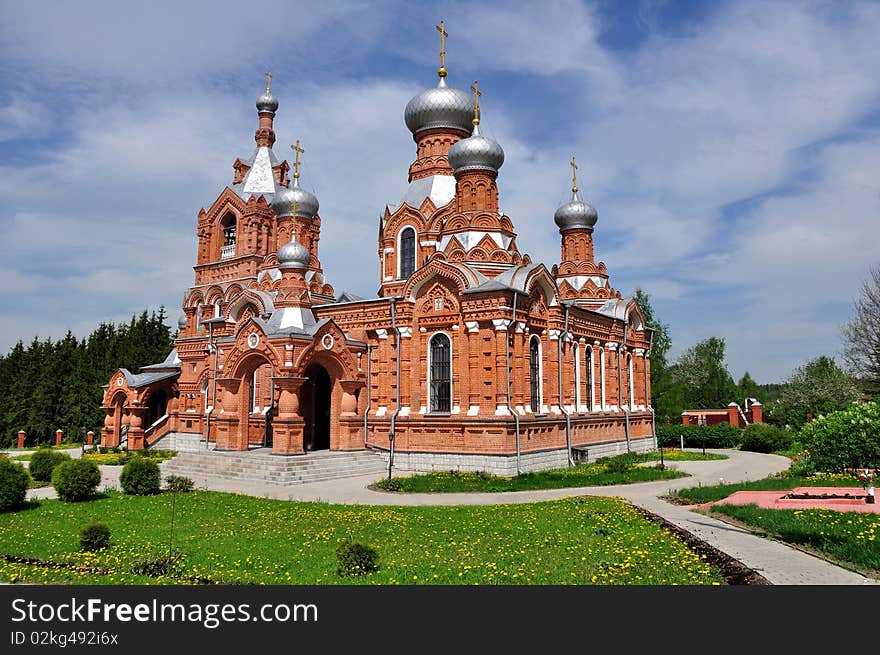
[112,392,126,447]
[234,353,276,450]
[302,363,332,451]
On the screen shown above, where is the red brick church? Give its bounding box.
[101,32,656,474]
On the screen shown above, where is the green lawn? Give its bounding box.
[0,492,724,585]
[708,504,880,573]
[669,473,862,504]
[641,450,727,462]
[377,453,688,493]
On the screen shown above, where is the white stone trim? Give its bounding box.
[465,321,479,333]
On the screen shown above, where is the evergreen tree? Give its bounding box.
[0,309,174,446]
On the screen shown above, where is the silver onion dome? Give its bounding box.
[271,178,319,219]
[554,190,598,231]
[447,123,504,173]
[404,78,475,136]
[277,236,310,269]
[256,91,278,114]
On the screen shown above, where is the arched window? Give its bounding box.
[573,342,581,411]
[214,299,222,318]
[220,214,236,259]
[400,227,416,279]
[585,346,594,412]
[627,353,634,409]
[196,302,204,333]
[599,347,606,411]
[429,333,451,413]
[201,379,209,411]
[529,336,542,413]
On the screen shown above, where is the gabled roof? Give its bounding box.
[140,348,181,371]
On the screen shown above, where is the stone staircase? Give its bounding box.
[160,448,387,486]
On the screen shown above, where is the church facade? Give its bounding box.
[101,46,656,475]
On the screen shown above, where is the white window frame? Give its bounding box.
[573,342,581,411]
[586,345,595,412]
[627,353,634,410]
[599,347,606,411]
[427,331,453,413]
[529,335,543,412]
[397,225,418,280]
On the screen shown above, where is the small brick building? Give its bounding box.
[681,401,764,429]
[101,54,656,474]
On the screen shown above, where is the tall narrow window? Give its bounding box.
[627,353,634,409]
[400,227,416,279]
[429,333,451,413]
[586,346,594,412]
[196,302,204,333]
[251,369,259,413]
[599,347,606,411]
[201,379,209,411]
[529,336,541,413]
[573,342,581,411]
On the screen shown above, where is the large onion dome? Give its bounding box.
[554,190,598,231]
[271,178,319,219]
[256,90,278,114]
[277,236,310,269]
[447,122,504,173]
[404,77,475,136]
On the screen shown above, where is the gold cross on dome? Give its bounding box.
[265,71,272,95]
[436,20,448,76]
[290,140,304,179]
[570,156,578,193]
[470,80,482,125]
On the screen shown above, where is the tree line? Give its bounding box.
[637,262,880,428]
[0,309,174,447]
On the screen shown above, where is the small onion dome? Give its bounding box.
[256,90,278,114]
[404,77,475,136]
[177,315,187,330]
[277,236,310,269]
[271,178,319,219]
[554,190,598,231]
[447,123,504,174]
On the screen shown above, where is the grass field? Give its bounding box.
[377,453,689,493]
[708,504,880,573]
[0,492,724,585]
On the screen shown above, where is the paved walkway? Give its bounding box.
[19,448,878,585]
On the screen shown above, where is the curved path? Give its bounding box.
[18,448,877,585]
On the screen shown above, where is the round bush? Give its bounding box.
[336,539,379,577]
[28,449,71,482]
[79,522,111,551]
[52,459,101,502]
[119,457,161,495]
[0,457,30,512]
[739,423,793,454]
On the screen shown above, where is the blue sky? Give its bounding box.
[1,0,878,383]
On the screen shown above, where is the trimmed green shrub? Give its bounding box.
[0,457,30,512]
[798,401,880,473]
[28,449,72,482]
[164,475,194,493]
[739,423,793,454]
[52,459,101,502]
[79,522,111,551]
[336,539,379,577]
[376,477,403,491]
[601,453,635,473]
[119,457,161,496]
[656,423,741,449]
